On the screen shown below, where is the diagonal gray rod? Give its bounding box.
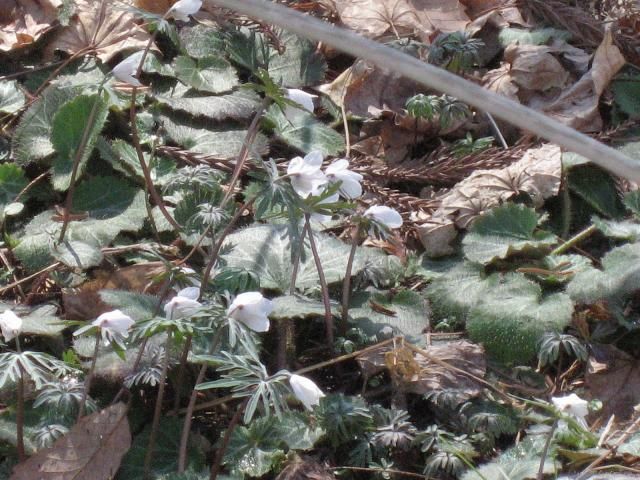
[210,0,640,181]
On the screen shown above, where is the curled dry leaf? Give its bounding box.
[45,0,153,62]
[10,403,131,480]
[0,0,61,52]
[357,340,486,400]
[330,0,469,39]
[276,455,336,480]
[417,143,561,256]
[542,28,626,132]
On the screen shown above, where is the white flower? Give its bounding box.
[287,151,327,198]
[0,309,22,342]
[164,287,202,320]
[289,374,325,410]
[325,159,363,199]
[364,205,403,229]
[168,0,202,21]
[177,266,201,289]
[552,393,589,427]
[112,51,144,87]
[227,292,273,332]
[91,310,135,346]
[284,88,317,123]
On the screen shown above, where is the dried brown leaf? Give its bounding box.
[0,0,61,52]
[276,456,336,480]
[10,403,131,480]
[542,28,626,132]
[504,44,569,91]
[46,0,152,62]
[357,340,486,399]
[586,344,640,420]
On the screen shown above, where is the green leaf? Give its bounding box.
[12,85,80,165]
[50,238,104,269]
[467,273,573,364]
[160,115,269,159]
[276,412,324,450]
[99,290,159,321]
[624,189,640,217]
[569,165,625,218]
[462,203,557,265]
[498,27,570,46]
[270,294,328,319]
[118,417,205,479]
[173,55,238,94]
[348,289,429,344]
[180,24,226,59]
[224,416,286,477]
[568,241,640,304]
[221,224,384,293]
[268,31,327,87]
[0,80,25,113]
[51,93,109,191]
[0,164,27,204]
[157,89,261,121]
[427,262,491,325]
[462,435,557,480]
[593,216,640,241]
[100,138,176,187]
[266,105,344,156]
[612,74,640,118]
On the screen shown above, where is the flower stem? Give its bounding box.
[172,335,192,414]
[340,224,360,337]
[209,397,249,480]
[143,332,172,480]
[178,330,224,473]
[537,418,558,480]
[304,214,334,353]
[77,332,100,421]
[550,224,597,256]
[15,336,25,462]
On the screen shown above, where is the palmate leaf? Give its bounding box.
[221,224,385,293]
[224,416,286,478]
[270,294,328,320]
[172,55,239,94]
[156,89,261,121]
[266,105,344,156]
[462,203,557,265]
[51,93,109,191]
[160,114,269,159]
[467,273,573,364]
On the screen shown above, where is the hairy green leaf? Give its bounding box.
[462,203,557,265]
[268,30,327,87]
[157,89,261,121]
[0,80,25,113]
[173,55,238,94]
[51,93,109,191]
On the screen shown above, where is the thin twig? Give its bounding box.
[15,336,25,462]
[340,224,360,337]
[78,332,101,421]
[485,111,508,149]
[208,0,640,182]
[143,332,173,480]
[551,224,597,256]
[537,419,558,480]
[329,466,429,479]
[0,263,62,296]
[178,330,224,472]
[0,249,25,301]
[304,214,334,353]
[209,397,249,480]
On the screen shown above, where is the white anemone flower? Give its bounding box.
[0,309,22,342]
[287,151,327,198]
[91,310,135,346]
[552,393,589,427]
[164,287,202,320]
[284,88,317,123]
[289,374,325,410]
[227,292,273,332]
[364,205,403,229]
[168,0,202,21]
[112,51,145,87]
[325,159,363,199]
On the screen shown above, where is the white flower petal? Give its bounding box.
[325,159,363,199]
[112,51,144,86]
[285,89,316,114]
[168,0,202,21]
[93,310,135,334]
[290,374,325,410]
[304,151,324,168]
[164,295,202,319]
[364,205,403,229]
[0,309,22,342]
[325,159,349,175]
[177,287,200,301]
[552,393,589,420]
[338,177,363,199]
[227,292,273,332]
